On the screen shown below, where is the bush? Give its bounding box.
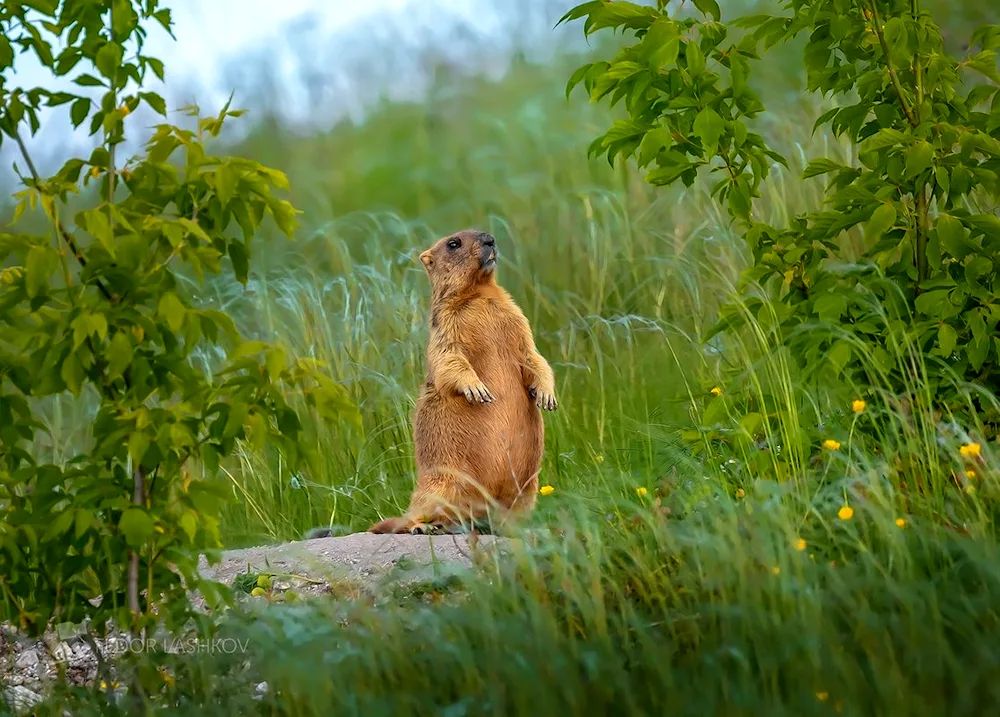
[0,0,357,637]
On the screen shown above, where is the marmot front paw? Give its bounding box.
[530,386,558,411]
[461,382,495,404]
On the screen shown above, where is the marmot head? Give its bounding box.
[419,230,498,295]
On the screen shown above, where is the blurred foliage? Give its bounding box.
[0,0,356,637]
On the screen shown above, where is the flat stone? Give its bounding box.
[198,532,506,594]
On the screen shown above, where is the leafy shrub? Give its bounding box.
[0,0,357,637]
[560,0,1000,416]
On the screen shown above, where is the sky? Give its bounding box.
[2,0,544,177]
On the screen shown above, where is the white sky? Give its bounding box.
[1,0,569,177]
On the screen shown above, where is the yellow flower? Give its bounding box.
[837,505,854,521]
[735,488,745,498]
[794,538,807,552]
[119,104,130,117]
[966,470,976,479]
[539,485,555,496]
[771,566,781,575]
[90,166,100,178]
[823,439,841,451]
[594,454,604,464]
[852,399,866,413]
[0,267,24,285]
[895,517,906,528]
[710,387,722,396]
[816,692,829,702]
[635,487,648,497]
[159,667,175,687]
[960,442,981,458]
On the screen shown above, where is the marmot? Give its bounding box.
[369,230,558,534]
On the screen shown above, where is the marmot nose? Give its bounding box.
[479,233,495,248]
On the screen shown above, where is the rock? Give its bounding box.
[198,531,506,596]
[3,685,42,713]
[50,641,73,664]
[14,649,38,670]
[254,681,269,700]
[0,533,511,708]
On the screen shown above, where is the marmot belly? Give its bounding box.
[414,357,544,508]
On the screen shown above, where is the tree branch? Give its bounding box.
[868,2,919,128]
[12,127,117,303]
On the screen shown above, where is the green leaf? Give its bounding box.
[111,0,137,38]
[95,43,123,80]
[268,198,299,238]
[106,332,132,381]
[643,19,680,69]
[180,511,198,543]
[827,341,852,375]
[247,412,268,450]
[905,141,933,179]
[968,337,990,371]
[228,241,249,284]
[70,97,90,128]
[967,50,1000,84]
[865,204,897,243]
[140,91,167,116]
[224,402,249,440]
[802,158,842,179]
[60,353,84,395]
[882,18,909,64]
[119,508,154,548]
[82,209,115,257]
[201,444,220,477]
[74,508,95,539]
[73,74,105,87]
[693,0,721,22]
[42,509,75,542]
[936,215,966,257]
[686,40,706,75]
[25,245,52,298]
[157,292,186,333]
[914,289,951,316]
[728,175,752,220]
[937,323,958,357]
[0,36,13,68]
[215,164,237,204]
[861,128,907,152]
[693,107,724,156]
[128,432,150,465]
[814,294,847,322]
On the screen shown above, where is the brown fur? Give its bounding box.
[369,230,557,535]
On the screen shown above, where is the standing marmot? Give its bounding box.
[369,230,558,534]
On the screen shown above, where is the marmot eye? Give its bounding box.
[447,238,461,250]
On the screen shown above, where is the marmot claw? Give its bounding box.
[533,389,558,411]
[462,382,495,404]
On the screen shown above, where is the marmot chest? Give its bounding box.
[444,300,523,374]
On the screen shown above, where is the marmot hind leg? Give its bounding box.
[367,473,496,535]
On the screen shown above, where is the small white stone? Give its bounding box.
[14,649,39,669]
[3,685,42,713]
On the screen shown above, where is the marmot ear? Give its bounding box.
[419,251,433,267]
